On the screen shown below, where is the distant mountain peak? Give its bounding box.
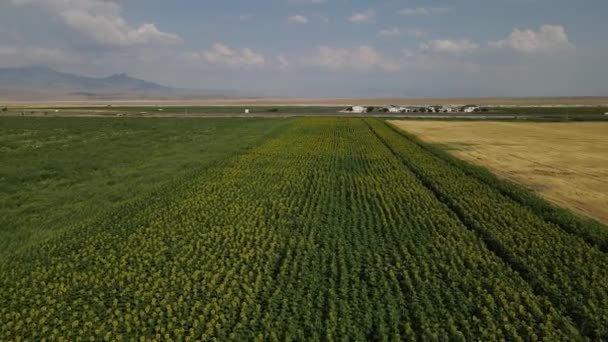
[0,65,176,96]
[0,65,243,100]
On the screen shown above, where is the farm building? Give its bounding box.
[426,106,443,113]
[339,106,367,114]
[462,105,480,113]
[354,106,368,113]
[386,105,410,113]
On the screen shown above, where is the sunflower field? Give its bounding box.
[1,117,607,340]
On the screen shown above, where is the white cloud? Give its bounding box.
[379,28,401,37]
[490,25,574,53]
[187,43,265,69]
[302,46,400,71]
[420,39,479,53]
[288,15,309,24]
[11,0,182,47]
[349,10,375,23]
[399,7,450,16]
[299,44,485,73]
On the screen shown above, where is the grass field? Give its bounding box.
[8,106,342,114]
[0,117,291,259]
[0,106,343,117]
[389,121,608,224]
[2,117,608,340]
[3,104,608,122]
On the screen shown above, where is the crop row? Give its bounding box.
[0,118,583,340]
[369,118,608,339]
[394,123,608,253]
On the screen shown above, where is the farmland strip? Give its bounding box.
[387,120,608,253]
[0,118,581,340]
[368,118,608,339]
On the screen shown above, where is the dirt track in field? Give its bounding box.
[390,121,608,224]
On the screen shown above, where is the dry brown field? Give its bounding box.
[389,120,608,224]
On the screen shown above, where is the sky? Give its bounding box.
[0,0,607,97]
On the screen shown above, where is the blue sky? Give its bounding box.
[1,0,607,97]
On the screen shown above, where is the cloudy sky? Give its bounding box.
[1,0,607,97]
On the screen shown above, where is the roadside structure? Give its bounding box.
[462,105,480,113]
[441,106,457,113]
[386,105,410,113]
[340,105,367,114]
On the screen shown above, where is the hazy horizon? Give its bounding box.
[1,0,607,97]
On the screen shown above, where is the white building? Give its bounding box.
[387,105,400,113]
[463,105,480,113]
[340,105,367,114]
[441,106,457,113]
[386,105,410,113]
[352,106,367,113]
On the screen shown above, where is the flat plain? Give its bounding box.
[389,121,608,224]
[2,117,608,340]
[4,95,608,107]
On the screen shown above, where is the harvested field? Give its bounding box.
[389,121,608,224]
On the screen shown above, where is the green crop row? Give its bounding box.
[388,121,608,253]
[370,118,608,339]
[0,117,600,340]
[0,117,293,261]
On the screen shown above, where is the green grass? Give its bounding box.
[2,117,608,340]
[5,106,342,114]
[0,117,291,260]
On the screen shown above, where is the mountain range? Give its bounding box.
[0,66,235,100]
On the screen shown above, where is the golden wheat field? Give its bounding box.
[389,121,608,224]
